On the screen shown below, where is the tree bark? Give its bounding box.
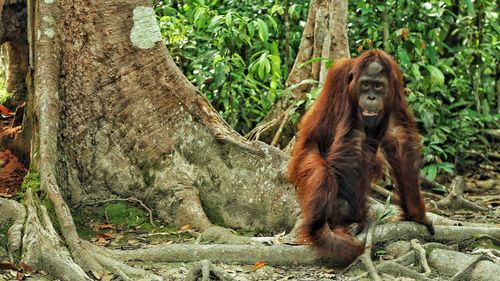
[34,0,297,234]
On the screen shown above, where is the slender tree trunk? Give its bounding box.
[246,0,349,148]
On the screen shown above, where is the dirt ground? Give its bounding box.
[0,157,498,280]
[0,149,26,196]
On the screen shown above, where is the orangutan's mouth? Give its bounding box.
[362,111,379,117]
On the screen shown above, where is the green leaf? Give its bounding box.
[288,4,297,18]
[271,4,281,15]
[208,15,224,30]
[411,64,423,80]
[438,162,455,174]
[225,12,232,27]
[298,57,330,69]
[256,19,269,42]
[424,165,438,181]
[463,0,475,16]
[397,47,411,67]
[425,65,445,87]
[481,99,490,115]
[265,15,278,32]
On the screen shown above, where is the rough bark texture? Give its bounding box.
[52,0,297,232]
[247,0,349,147]
[288,0,350,91]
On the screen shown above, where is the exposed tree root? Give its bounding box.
[429,249,500,280]
[175,192,257,244]
[6,186,500,280]
[0,198,25,260]
[350,249,420,280]
[22,190,91,281]
[82,241,163,281]
[411,239,431,275]
[370,198,490,227]
[184,260,232,281]
[420,173,447,192]
[95,243,316,266]
[52,220,497,267]
[362,222,500,244]
[19,188,165,281]
[449,255,488,281]
[377,262,432,280]
[434,176,488,211]
[371,183,393,198]
[199,226,256,244]
[470,248,500,264]
[350,260,432,281]
[355,222,382,281]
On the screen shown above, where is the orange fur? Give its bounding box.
[288,50,433,266]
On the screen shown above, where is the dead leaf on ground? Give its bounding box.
[0,262,18,270]
[179,224,192,232]
[91,237,110,246]
[127,239,140,245]
[252,261,265,271]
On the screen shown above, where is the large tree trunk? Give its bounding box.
[246,0,349,148]
[1,0,300,279]
[41,0,298,232]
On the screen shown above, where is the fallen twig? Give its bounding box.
[270,103,294,147]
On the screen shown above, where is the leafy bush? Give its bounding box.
[155,0,308,133]
[0,76,10,104]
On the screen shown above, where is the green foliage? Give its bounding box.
[155,0,309,133]
[17,170,41,200]
[101,202,149,229]
[376,196,396,222]
[349,0,499,179]
[17,170,59,230]
[0,76,10,104]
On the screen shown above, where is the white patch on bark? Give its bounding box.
[43,16,55,24]
[130,6,163,49]
[44,28,55,39]
[42,16,55,38]
[44,0,55,3]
